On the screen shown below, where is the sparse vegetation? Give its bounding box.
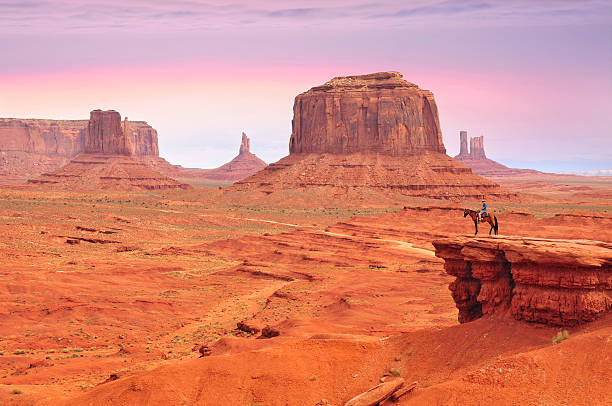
[13,349,26,355]
[309,375,317,381]
[12,389,22,395]
[552,330,570,345]
[390,368,402,377]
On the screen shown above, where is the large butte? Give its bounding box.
[233,72,511,200]
[29,110,189,191]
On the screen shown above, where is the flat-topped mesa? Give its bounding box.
[239,132,250,155]
[433,236,612,326]
[289,72,446,155]
[85,110,134,155]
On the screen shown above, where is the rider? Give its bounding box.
[479,199,487,222]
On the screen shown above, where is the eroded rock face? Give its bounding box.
[239,132,250,155]
[233,72,513,200]
[124,118,159,157]
[0,115,160,182]
[433,236,612,326]
[289,72,446,155]
[0,118,86,158]
[85,110,134,155]
[456,131,469,159]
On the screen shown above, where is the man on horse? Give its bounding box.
[479,199,487,222]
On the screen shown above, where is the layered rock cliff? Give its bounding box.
[0,115,160,182]
[85,110,134,155]
[289,72,446,155]
[28,110,189,191]
[433,236,612,326]
[234,72,512,200]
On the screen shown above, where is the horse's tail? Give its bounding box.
[494,216,499,235]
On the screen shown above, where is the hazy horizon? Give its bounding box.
[1,0,611,173]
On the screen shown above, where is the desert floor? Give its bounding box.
[0,175,610,405]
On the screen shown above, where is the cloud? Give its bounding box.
[0,0,610,34]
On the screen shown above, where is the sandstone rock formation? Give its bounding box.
[456,131,469,159]
[454,131,540,177]
[198,132,267,181]
[233,72,511,200]
[433,236,612,326]
[289,72,445,155]
[29,154,189,191]
[0,115,160,182]
[28,110,189,191]
[85,110,134,155]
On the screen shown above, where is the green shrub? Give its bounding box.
[390,368,401,377]
[552,330,570,345]
[12,389,22,395]
[13,350,25,355]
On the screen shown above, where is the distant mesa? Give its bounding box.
[454,131,540,177]
[28,110,189,191]
[0,113,160,183]
[234,72,511,200]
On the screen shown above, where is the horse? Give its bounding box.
[463,208,498,235]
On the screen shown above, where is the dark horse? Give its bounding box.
[464,209,498,235]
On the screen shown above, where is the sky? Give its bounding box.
[1,0,611,172]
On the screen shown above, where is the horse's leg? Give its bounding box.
[489,221,493,235]
[474,220,478,235]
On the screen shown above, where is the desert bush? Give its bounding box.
[552,330,570,345]
[12,389,22,394]
[390,368,401,377]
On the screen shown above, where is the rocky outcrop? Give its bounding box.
[239,132,250,155]
[454,131,540,177]
[433,236,612,326]
[29,154,190,191]
[289,72,446,155]
[193,132,267,182]
[0,115,160,182]
[85,110,134,155]
[28,110,189,190]
[124,118,159,157]
[456,131,469,159]
[233,72,512,200]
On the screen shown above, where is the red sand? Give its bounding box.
[0,175,610,405]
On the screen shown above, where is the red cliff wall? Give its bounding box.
[85,110,133,155]
[433,236,612,326]
[289,72,446,155]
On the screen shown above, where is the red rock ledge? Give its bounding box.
[432,236,611,326]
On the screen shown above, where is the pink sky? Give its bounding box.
[1,0,611,171]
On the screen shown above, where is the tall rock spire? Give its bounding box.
[239,132,250,155]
